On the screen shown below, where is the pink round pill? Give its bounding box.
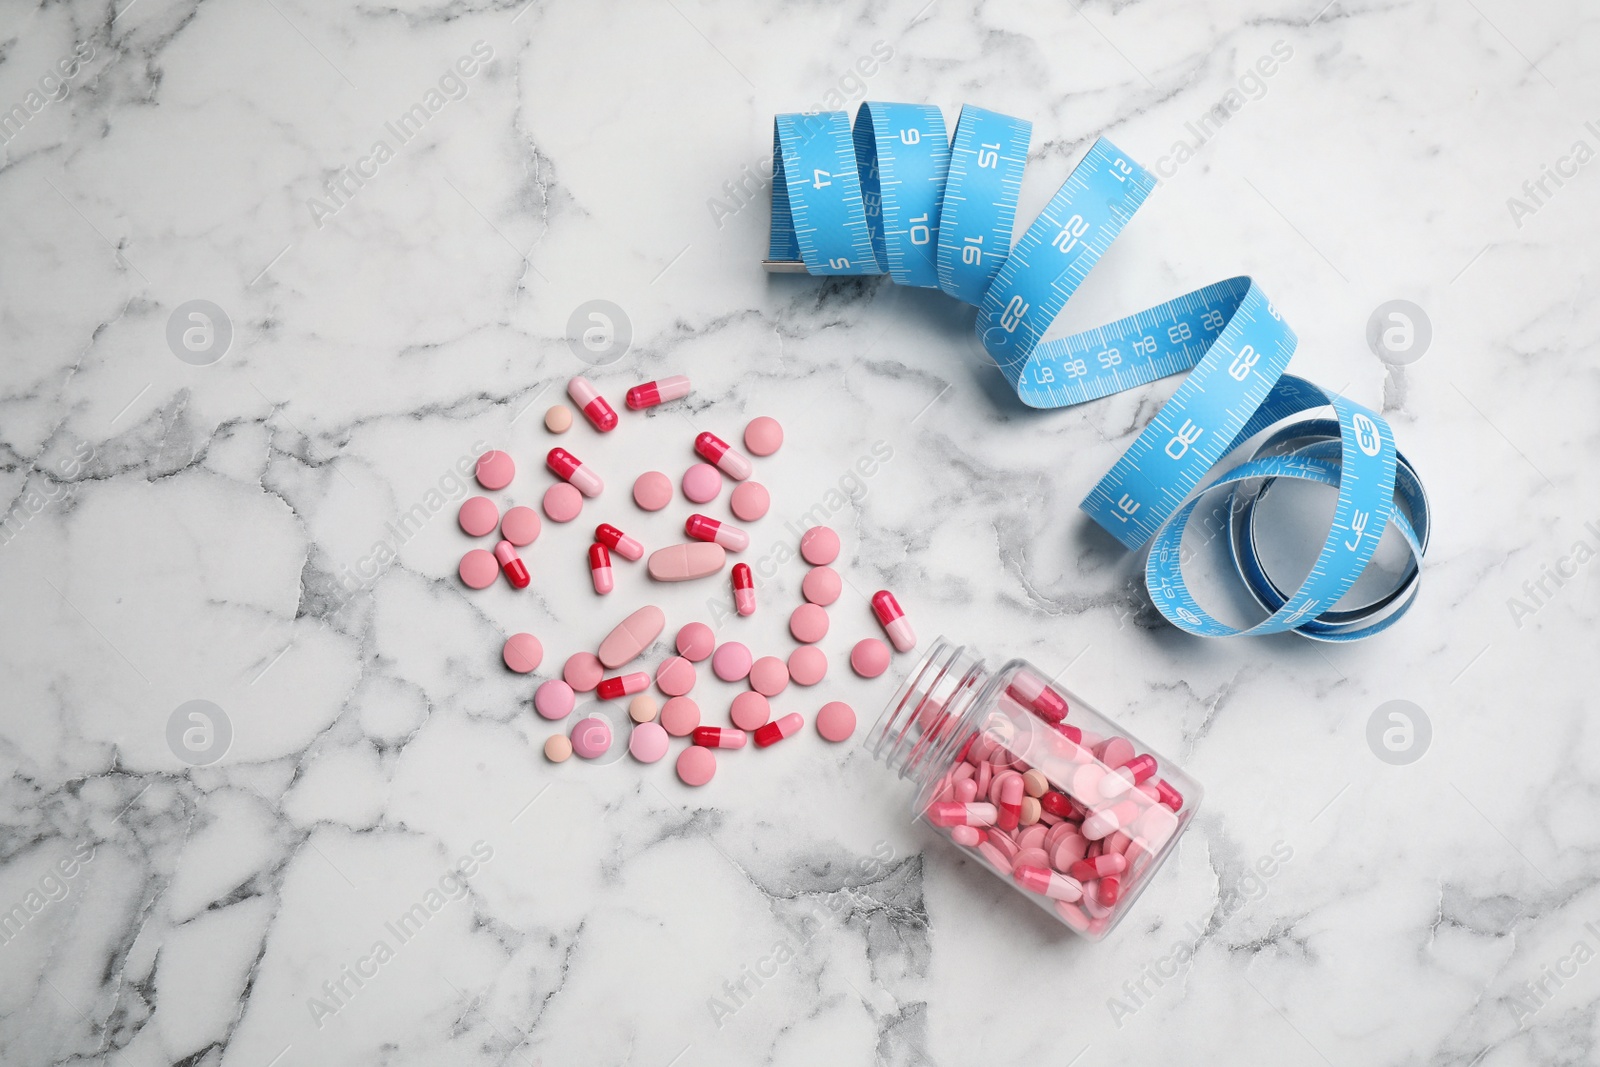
[570,715,612,759]
[730,691,771,731]
[675,622,715,662]
[459,549,498,589]
[633,471,673,511]
[789,603,829,644]
[743,416,783,456]
[682,463,721,504]
[458,496,499,537]
[749,656,789,697]
[801,566,842,606]
[500,505,541,546]
[628,721,670,763]
[534,679,575,720]
[660,696,701,736]
[850,638,891,678]
[711,641,752,682]
[816,701,856,743]
[787,645,828,687]
[729,481,770,522]
[475,450,514,490]
[676,744,716,787]
[502,632,543,673]
[543,482,583,523]
[800,526,839,565]
[656,656,697,697]
[563,652,604,692]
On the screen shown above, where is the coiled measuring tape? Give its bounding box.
[766,103,1430,641]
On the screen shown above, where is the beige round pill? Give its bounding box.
[629,694,659,724]
[545,405,573,433]
[1019,796,1042,826]
[544,735,573,762]
[1022,769,1049,798]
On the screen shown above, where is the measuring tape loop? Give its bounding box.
[766,102,1430,640]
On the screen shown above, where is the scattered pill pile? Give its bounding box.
[454,375,919,786]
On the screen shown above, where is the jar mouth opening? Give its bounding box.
[866,638,990,779]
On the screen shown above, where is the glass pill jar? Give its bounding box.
[866,638,1201,940]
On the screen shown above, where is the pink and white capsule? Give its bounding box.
[1082,799,1145,840]
[693,432,752,480]
[547,447,603,497]
[732,563,756,616]
[568,377,618,432]
[1014,865,1085,903]
[625,375,690,410]
[685,514,749,552]
[1099,753,1159,798]
[871,590,916,652]
[588,543,614,595]
[596,672,648,701]
[928,801,998,828]
[594,522,644,561]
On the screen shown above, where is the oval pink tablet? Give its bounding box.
[801,566,841,606]
[458,496,499,537]
[660,696,701,736]
[676,744,716,787]
[563,651,604,692]
[730,691,771,731]
[850,638,891,679]
[475,450,514,490]
[711,641,752,682]
[682,463,721,504]
[534,679,575,720]
[800,526,840,565]
[598,605,666,669]
[749,656,789,697]
[656,656,696,696]
[789,603,829,644]
[816,701,856,743]
[502,632,543,673]
[570,715,612,759]
[744,416,783,457]
[459,549,498,589]
[629,721,670,763]
[647,542,726,582]
[633,471,673,511]
[788,645,827,687]
[543,482,583,523]
[676,622,715,661]
[729,481,770,522]
[500,505,541,546]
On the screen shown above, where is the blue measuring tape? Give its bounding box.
[767,103,1429,641]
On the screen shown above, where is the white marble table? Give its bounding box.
[3,0,1597,1064]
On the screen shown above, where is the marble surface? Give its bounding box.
[3,0,1598,1064]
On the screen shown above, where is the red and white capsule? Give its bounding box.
[871,590,916,652]
[732,563,755,616]
[693,432,752,481]
[547,447,604,498]
[594,522,643,561]
[1068,853,1128,882]
[1014,865,1085,902]
[568,376,617,432]
[596,672,648,700]
[625,375,690,410]
[686,514,749,552]
[493,541,529,589]
[928,801,997,828]
[754,712,803,748]
[1083,799,1145,840]
[996,773,1024,831]
[588,543,614,595]
[1155,778,1184,811]
[1099,753,1159,798]
[692,726,747,749]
